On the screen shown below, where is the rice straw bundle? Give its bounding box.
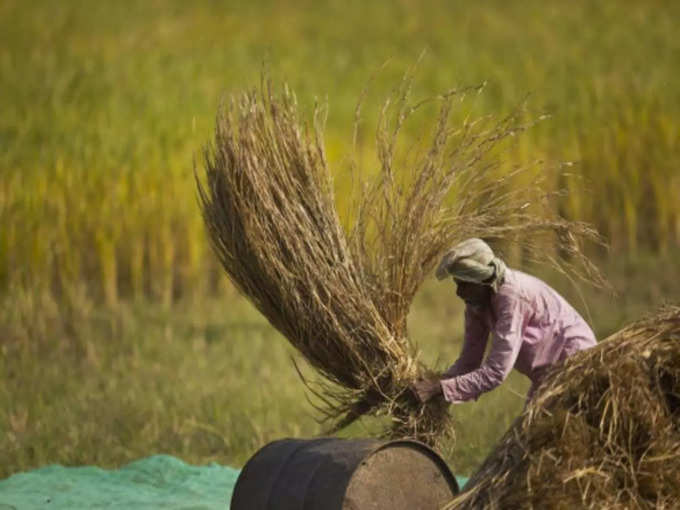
[197,75,604,444]
[448,306,680,509]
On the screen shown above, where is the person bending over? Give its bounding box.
[413,238,596,406]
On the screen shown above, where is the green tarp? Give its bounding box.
[0,455,239,510]
[0,455,468,509]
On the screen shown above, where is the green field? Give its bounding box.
[2,0,680,480]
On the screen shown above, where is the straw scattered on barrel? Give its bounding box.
[197,73,604,445]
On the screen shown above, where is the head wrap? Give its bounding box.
[435,238,506,292]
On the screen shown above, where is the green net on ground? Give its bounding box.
[0,455,240,510]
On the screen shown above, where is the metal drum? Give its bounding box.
[230,437,459,510]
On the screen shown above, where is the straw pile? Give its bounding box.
[197,75,603,444]
[448,306,680,509]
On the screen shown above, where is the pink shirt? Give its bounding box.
[440,268,596,403]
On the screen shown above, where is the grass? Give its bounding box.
[1,291,319,476]
[0,284,518,479]
[3,253,679,479]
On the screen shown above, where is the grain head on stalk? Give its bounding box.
[196,70,605,447]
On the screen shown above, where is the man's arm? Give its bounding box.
[441,306,489,378]
[413,307,490,404]
[440,295,525,403]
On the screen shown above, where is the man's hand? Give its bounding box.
[412,378,443,403]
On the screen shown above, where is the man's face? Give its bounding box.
[454,279,492,308]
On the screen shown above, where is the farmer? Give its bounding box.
[413,238,596,406]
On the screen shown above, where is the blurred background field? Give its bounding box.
[1,0,679,479]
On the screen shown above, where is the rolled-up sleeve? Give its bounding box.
[440,295,525,403]
[441,307,489,379]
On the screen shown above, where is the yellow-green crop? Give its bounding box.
[2,0,678,302]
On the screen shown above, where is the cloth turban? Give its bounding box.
[435,238,506,292]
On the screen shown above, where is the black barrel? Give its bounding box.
[230,437,459,510]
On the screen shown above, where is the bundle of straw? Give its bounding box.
[197,74,604,444]
[448,306,680,509]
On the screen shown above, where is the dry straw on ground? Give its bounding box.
[448,306,680,510]
[197,72,604,445]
